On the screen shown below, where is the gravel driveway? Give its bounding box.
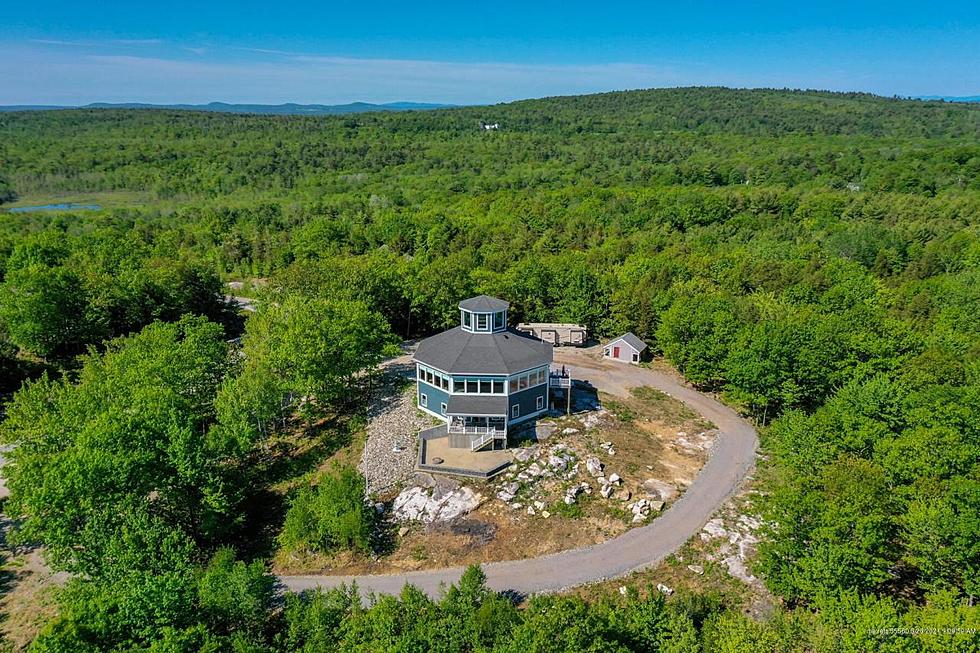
[280,346,758,598]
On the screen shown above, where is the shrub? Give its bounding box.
[279,464,374,554]
[198,548,275,637]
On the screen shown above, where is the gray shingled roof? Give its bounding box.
[446,395,509,415]
[611,332,648,352]
[458,295,509,312]
[414,327,553,375]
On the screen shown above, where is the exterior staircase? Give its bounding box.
[470,430,499,451]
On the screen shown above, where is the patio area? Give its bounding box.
[417,430,514,479]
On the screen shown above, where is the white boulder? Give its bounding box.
[700,518,728,541]
[392,486,482,524]
[585,456,604,477]
[548,454,568,471]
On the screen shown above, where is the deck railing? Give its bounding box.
[549,371,572,388]
[449,424,506,436]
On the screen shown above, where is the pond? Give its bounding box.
[8,203,103,213]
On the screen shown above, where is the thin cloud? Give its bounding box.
[235,46,307,56]
[29,38,88,47]
[111,39,164,46]
[28,38,164,48]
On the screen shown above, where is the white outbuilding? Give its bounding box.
[603,332,647,364]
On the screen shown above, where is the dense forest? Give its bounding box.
[0,87,978,651]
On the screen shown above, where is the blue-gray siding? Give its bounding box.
[508,384,549,421]
[417,381,450,416]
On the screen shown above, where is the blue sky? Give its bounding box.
[2,1,979,105]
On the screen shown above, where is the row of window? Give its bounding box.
[455,378,506,394]
[418,365,451,391]
[509,368,548,393]
[461,310,506,332]
[417,365,549,395]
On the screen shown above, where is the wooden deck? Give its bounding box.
[417,433,513,479]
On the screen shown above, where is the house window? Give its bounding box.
[420,393,428,407]
[536,395,545,410]
[492,380,504,394]
[536,369,546,385]
[509,378,518,393]
[511,404,520,419]
[519,374,529,390]
[494,311,505,330]
[454,379,465,393]
[441,402,447,415]
[418,366,425,380]
[463,311,472,329]
[426,370,434,384]
[442,376,450,390]
[604,348,610,357]
[477,314,489,330]
[632,353,639,362]
[466,379,478,393]
[480,380,491,394]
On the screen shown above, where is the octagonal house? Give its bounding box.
[414,295,554,452]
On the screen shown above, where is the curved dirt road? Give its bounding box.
[280,347,757,598]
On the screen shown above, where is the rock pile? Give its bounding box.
[496,482,519,503]
[492,443,582,509]
[626,498,657,523]
[580,409,609,431]
[392,485,483,524]
[563,481,591,505]
[496,440,647,514]
[597,472,622,499]
[360,387,436,495]
[700,514,763,585]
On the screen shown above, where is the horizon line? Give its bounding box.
[2,87,980,111]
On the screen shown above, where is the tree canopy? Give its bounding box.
[1,87,978,650]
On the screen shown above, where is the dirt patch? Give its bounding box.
[432,518,497,546]
[0,543,65,652]
[586,386,714,498]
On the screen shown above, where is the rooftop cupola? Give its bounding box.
[459,295,509,334]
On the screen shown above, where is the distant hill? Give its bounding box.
[0,101,456,115]
[915,95,980,103]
